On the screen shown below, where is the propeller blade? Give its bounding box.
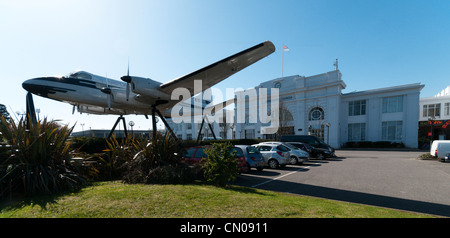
[107,95,111,110]
[126,83,130,101]
[120,60,131,101]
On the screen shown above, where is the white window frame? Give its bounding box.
[349,100,366,116]
[381,121,403,141]
[348,123,366,142]
[382,96,403,113]
[423,103,441,118]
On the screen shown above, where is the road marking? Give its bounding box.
[251,163,318,188]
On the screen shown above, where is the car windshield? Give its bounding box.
[246,146,260,154]
[184,148,196,157]
[194,148,207,158]
[230,148,244,157]
[283,143,298,150]
[276,145,290,152]
[289,143,302,148]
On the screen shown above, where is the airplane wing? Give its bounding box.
[158,41,275,96]
[161,96,237,119]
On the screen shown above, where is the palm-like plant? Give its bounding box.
[0,116,86,197]
[102,134,137,180]
[121,132,192,184]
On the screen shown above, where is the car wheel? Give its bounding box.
[246,163,251,172]
[268,159,279,169]
[289,156,298,165]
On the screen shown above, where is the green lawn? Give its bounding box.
[0,181,436,218]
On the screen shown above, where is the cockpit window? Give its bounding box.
[70,72,92,80]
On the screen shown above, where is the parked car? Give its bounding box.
[258,141,309,165]
[287,142,329,160]
[444,153,450,162]
[181,146,248,172]
[202,136,223,141]
[252,143,290,169]
[281,135,335,159]
[430,140,450,159]
[234,145,265,172]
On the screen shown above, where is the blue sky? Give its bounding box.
[1,0,449,132]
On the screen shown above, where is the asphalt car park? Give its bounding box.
[234,150,450,217]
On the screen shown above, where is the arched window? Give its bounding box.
[309,107,324,121]
[280,107,294,122]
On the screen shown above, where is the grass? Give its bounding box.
[0,181,436,218]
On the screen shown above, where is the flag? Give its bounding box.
[282,45,290,52]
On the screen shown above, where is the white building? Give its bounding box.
[419,86,450,141]
[166,95,233,141]
[165,69,424,148]
[235,70,424,148]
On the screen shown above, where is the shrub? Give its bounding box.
[122,132,198,184]
[70,137,108,154]
[343,141,405,148]
[103,135,138,180]
[0,116,86,198]
[418,153,435,160]
[202,142,238,187]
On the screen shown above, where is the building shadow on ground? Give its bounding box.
[238,177,450,217]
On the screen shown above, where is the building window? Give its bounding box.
[423,103,441,118]
[244,129,255,139]
[382,96,403,113]
[445,103,450,116]
[381,121,403,141]
[349,100,366,116]
[309,107,324,121]
[348,123,366,141]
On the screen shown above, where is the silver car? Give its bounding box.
[234,145,265,172]
[253,143,290,169]
[260,141,309,165]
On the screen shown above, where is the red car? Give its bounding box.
[181,146,248,173]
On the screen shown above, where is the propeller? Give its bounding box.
[101,79,113,110]
[121,61,132,101]
[101,87,112,110]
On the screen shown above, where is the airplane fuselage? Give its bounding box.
[22,70,169,115]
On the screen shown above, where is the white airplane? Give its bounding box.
[22,41,275,137]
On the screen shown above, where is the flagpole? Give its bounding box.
[281,45,284,80]
[281,45,289,80]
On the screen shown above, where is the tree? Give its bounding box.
[0,104,10,122]
[203,142,238,187]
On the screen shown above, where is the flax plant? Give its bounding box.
[0,116,86,197]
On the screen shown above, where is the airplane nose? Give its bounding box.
[22,79,35,92]
[22,77,54,97]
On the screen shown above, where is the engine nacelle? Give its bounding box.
[130,77,170,100]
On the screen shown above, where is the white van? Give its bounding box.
[430,140,450,159]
